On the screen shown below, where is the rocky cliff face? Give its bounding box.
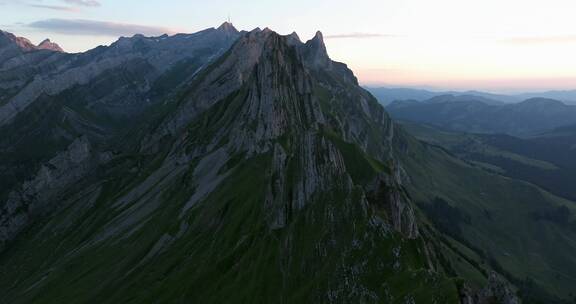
[460,272,520,304]
[0,24,242,208]
[0,136,110,251]
[144,28,417,238]
[0,25,520,303]
[0,24,241,125]
[0,30,37,54]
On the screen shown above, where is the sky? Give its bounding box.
[1,0,576,93]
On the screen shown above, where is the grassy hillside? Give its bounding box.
[401,121,576,202]
[0,135,462,303]
[396,130,576,301]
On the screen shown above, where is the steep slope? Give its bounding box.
[386,96,576,136]
[0,27,489,303]
[395,124,576,302]
[0,30,38,58]
[0,24,241,209]
[0,31,67,106]
[0,24,241,125]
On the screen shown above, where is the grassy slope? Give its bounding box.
[397,131,576,300]
[0,146,460,303]
[400,122,558,171]
[401,121,576,204]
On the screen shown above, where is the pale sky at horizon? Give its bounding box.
[1,0,576,93]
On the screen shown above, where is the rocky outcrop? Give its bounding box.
[367,170,419,239]
[37,39,64,52]
[459,272,521,304]
[303,31,331,68]
[0,30,37,52]
[0,136,108,252]
[0,24,244,250]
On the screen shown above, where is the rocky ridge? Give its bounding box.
[37,39,64,52]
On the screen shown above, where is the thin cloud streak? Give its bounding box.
[28,19,178,37]
[500,35,576,44]
[63,0,100,7]
[325,32,395,39]
[29,4,79,12]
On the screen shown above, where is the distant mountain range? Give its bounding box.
[517,90,576,104]
[386,95,576,136]
[367,86,576,105]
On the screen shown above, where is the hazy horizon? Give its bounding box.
[3,0,576,93]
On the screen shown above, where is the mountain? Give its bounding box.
[0,24,574,303]
[365,87,443,104]
[366,87,519,105]
[386,96,576,136]
[516,90,576,105]
[366,87,576,106]
[0,25,465,303]
[36,39,64,52]
[424,94,504,106]
[0,30,37,51]
[0,31,64,55]
[367,86,576,106]
[0,24,242,202]
[0,30,41,64]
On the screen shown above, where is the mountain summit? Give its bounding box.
[0,30,36,51]
[217,21,239,36]
[37,38,64,52]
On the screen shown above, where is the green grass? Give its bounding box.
[399,135,576,300]
[0,135,463,303]
[401,121,558,171]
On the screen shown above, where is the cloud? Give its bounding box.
[28,19,178,37]
[63,0,100,7]
[324,33,394,39]
[29,4,80,12]
[500,35,576,44]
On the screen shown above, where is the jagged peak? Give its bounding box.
[287,31,301,44]
[0,29,36,51]
[303,30,330,68]
[306,31,326,50]
[37,38,64,52]
[217,21,239,34]
[250,27,262,33]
